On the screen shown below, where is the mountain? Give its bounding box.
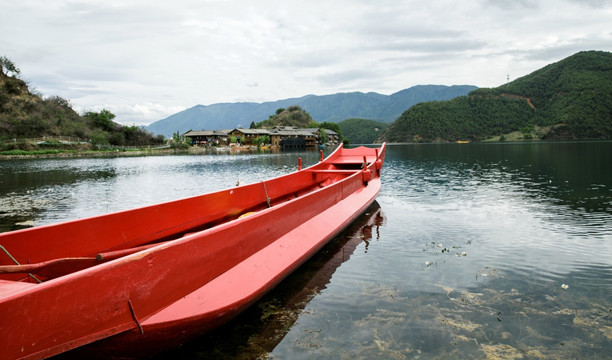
[145,85,477,137]
[378,50,612,143]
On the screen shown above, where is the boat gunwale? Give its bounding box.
[54,144,379,280]
[0,145,378,284]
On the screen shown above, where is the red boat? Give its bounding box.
[0,143,385,360]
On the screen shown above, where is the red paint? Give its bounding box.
[0,144,385,359]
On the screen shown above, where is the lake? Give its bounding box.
[1,142,611,359]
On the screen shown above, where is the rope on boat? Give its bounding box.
[128,299,144,335]
[262,181,271,208]
[0,245,42,283]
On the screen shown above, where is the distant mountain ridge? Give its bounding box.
[146,85,477,137]
[378,50,612,143]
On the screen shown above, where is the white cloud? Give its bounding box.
[74,102,185,127]
[1,0,611,126]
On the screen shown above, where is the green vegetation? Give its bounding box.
[0,56,21,77]
[170,131,191,149]
[253,135,270,147]
[253,107,351,144]
[255,105,314,128]
[381,96,536,142]
[0,149,70,156]
[379,51,612,142]
[318,129,328,144]
[1,57,165,151]
[307,120,343,140]
[338,118,389,144]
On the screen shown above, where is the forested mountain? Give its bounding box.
[146,85,476,137]
[254,105,314,128]
[338,118,389,144]
[378,51,612,143]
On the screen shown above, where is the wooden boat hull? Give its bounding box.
[0,144,385,360]
[95,176,381,358]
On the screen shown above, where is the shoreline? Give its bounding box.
[0,145,272,160]
[3,140,609,160]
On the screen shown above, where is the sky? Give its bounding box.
[2,0,612,126]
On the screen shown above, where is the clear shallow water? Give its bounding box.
[265,143,612,360]
[1,143,611,359]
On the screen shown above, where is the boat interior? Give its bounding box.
[0,146,384,285]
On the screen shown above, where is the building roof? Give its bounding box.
[321,129,338,135]
[183,129,231,137]
[269,128,316,136]
[183,130,215,136]
[185,127,330,138]
[232,128,271,135]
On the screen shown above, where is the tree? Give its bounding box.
[253,135,270,147]
[170,131,190,149]
[320,121,342,139]
[319,129,328,144]
[84,109,116,132]
[0,56,21,77]
[90,130,109,146]
[172,131,182,143]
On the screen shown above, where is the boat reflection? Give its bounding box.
[154,201,385,359]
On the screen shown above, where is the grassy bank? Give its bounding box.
[0,141,178,159]
[0,141,231,159]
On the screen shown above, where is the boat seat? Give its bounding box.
[308,169,359,174]
[0,279,37,298]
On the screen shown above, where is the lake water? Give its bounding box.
[1,142,611,359]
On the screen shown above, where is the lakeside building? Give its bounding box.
[183,127,339,149]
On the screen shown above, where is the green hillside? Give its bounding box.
[379,51,612,143]
[254,105,314,128]
[1,62,85,139]
[338,118,388,144]
[252,106,345,142]
[0,57,163,149]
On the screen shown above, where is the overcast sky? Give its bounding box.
[2,0,611,126]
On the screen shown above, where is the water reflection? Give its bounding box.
[383,142,611,217]
[0,159,117,231]
[383,143,612,237]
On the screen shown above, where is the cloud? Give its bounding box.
[1,0,611,126]
[566,0,612,7]
[315,69,380,88]
[480,0,540,9]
